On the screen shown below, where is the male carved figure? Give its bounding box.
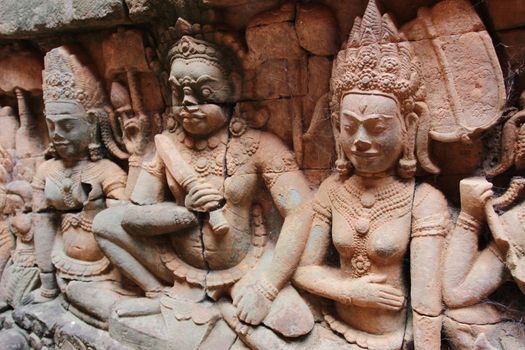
[93,20,314,348]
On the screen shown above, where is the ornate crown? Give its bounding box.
[331,0,423,115]
[168,35,228,72]
[159,18,248,74]
[43,46,106,111]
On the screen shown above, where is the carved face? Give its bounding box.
[339,93,404,175]
[169,59,232,137]
[116,105,150,155]
[45,101,93,160]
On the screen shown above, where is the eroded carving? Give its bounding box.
[292,1,450,349]
[0,0,520,349]
[91,19,314,349]
[24,46,135,329]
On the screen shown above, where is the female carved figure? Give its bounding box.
[443,107,525,349]
[25,46,134,328]
[293,1,450,349]
[92,19,314,349]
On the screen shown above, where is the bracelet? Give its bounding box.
[456,212,482,233]
[40,287,60,299]
[256,278,279,301]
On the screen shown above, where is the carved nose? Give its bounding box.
[353,128,372,152]
[53,130,66,142]
[354,138,372,152]
[182,87,198,107]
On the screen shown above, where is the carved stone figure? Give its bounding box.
[292,1,451,349]
[443,107,525,349]
[24,45,135,328]
[0,0,520,349]
[92,19,314,349]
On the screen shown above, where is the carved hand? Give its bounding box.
[460,177,493,220]
[184,181,223,212]
[342,274,405,311]
[232,282,272,326]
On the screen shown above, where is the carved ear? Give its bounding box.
[414,101,440,175]
[487,110,525,177]
[398,112,418,179]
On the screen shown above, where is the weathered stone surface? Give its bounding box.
[303,56,331,126]
[252,58,307,100]
[245,21,304,62]
[402,0,505,144]
[295,3,339,56]
[486,0,525,31]
[246,0,294,28]
[402,0,483,40]
[0,0,523,349]
[0,0,127,37]
[223,0,281,30]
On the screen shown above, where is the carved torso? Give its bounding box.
[313,176,448,341]
[148,125,299,289]
[32,159,126,277]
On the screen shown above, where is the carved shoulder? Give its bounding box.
[413,182,449,219]
[31,159,59,190]
[91,159,127,196]
[256,130,298,173]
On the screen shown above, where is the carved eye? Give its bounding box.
[62,121,74,132]
[365,118,388,135]
[343,120,358,134]
[201,87,212,99]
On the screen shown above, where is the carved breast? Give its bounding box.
[329,177,414,277]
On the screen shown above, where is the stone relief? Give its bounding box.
[0,0,522,349]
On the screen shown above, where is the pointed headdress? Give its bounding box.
[330,0,424,117]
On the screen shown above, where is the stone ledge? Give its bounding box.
[0,0,128,38]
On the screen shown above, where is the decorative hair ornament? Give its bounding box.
[158,18,249,73]
[331,0,424,178]
[43,45,128,160]
[43,46,106,111]
[330,0,424,119]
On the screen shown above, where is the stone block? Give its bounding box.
[260,98,295,147]
[253,58,307,100]
[247,0,294,28]
[303,56,331,127]
[223,0,281,30]
[246,21,304,62]
[296,3,339,56]
[486,0,525,31]
[0,0,127,38]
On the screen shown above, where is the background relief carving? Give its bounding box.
[0,1,523,349]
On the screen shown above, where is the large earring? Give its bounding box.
[45,142,57,159]
[398,112,418,179]
[88,142,102,161]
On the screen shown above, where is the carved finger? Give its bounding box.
[236,322,249,336]
[233,291,244,307]
[192,195,223,209]
[191,188,222,202]
[203,203,224,214]
[378,292,405,304]
[238,308,249,322]
[375,285,404,298]
[187,182,212,197]
[244,312,257,325]
[480,190,494,203]
[365,274,387,284]
[378,299,404,311]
